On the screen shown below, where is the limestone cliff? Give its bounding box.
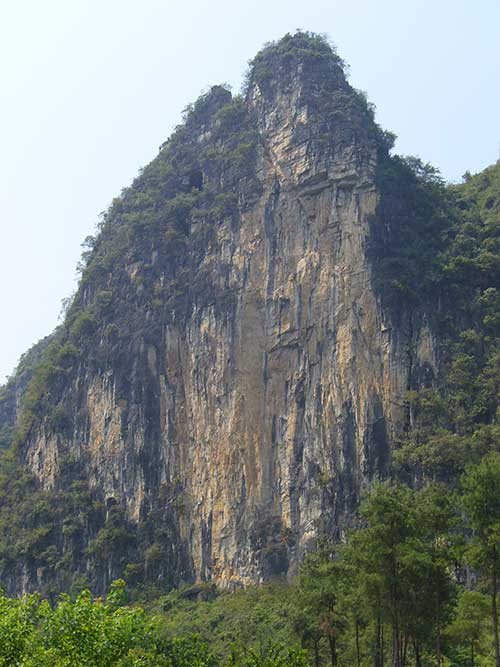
[0,33,441,594]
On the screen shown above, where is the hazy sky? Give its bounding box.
[1,0,499,382]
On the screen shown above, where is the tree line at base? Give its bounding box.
[2,452,500,667]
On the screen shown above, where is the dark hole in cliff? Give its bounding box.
[188,169,203,191]
[106,497,117,509]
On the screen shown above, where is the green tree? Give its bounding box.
[0,592,40,667]
[462,452,500,667]
[349,483,456,667]
[295,546,347,667]
[229,643,308,667]
[348,484,414,667]
[446,590,490,667]
[412,484,457,667]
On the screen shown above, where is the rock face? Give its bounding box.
[2,34,439,592]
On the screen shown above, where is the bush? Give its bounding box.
[69,311,96,342]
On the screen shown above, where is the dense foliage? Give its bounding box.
[149,465,500,667]
[393,160,500,479]
[0,579,308,667]
[2,466,500,666]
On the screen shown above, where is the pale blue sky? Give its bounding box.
[1,0,499,382]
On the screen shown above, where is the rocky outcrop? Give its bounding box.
[2,33,439,593]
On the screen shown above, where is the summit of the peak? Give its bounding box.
[244,31,347,95]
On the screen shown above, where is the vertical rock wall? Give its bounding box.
[21,44,438,589]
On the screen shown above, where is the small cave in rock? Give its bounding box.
[188,169,203,191]
[106,496,117,510]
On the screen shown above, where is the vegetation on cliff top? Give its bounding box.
[244,31,346,91]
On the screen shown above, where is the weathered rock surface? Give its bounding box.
[1,34,439,593]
